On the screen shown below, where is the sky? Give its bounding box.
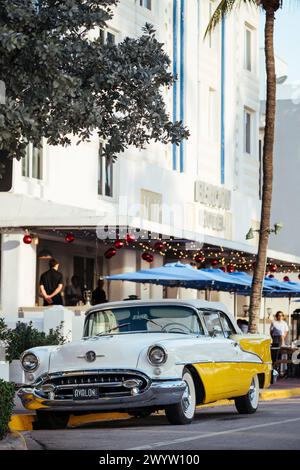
[260,4,300,82]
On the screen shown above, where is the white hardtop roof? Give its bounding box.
[87,299,231,315]
[85,299,241,334]
[86,299,240,332]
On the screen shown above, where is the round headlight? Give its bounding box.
[21,353,39,372]
[147,346,167,365]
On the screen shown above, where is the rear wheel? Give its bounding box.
[35,411,70,430]
[235,375,259,414]
[165,369,196,425]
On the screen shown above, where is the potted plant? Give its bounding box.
[0,319,66,385]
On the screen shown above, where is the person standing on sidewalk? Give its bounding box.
[92,279,107,306]
[270,311,289,347]
[270,311,289,373]
[39,258,64,306]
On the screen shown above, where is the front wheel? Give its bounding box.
[234,375,260,415]
[165,369,196,425]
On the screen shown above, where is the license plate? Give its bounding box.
[73,387,99,400]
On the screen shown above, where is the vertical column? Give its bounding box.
[108,249,137,302]
[149,254,163,299]
[1,232,37,319]
[173,0,179,171]
[220,15,226,185]
[179,0,185,173]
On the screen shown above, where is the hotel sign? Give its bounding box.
[195,181,232,233]
[195,181,231,211]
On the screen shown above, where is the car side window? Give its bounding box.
[203,311,224,338]
[219,311,236,338]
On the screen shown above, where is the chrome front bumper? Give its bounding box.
[18,379,187,412]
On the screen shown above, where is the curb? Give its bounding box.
[0,431,27,450]
[10,387,300,432]
[259,387,300,401]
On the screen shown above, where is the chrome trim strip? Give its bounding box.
[176,360,265,365]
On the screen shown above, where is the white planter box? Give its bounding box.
[9,360,24,385]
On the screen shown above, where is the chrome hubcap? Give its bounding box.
[181,372,196,419]
[249,376,259,408]
[182,385,191,411]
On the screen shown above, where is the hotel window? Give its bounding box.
[139,0,152,10]
[141,189,162,224]
[244,108,253,155]
[99,29,116,45]
[244,26,252,72]
[22,143,43,180]
[98,142,113,198]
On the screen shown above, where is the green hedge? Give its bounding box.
[0,380,15,440]
[0,319,66,363]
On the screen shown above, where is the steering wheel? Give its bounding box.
[161,322,193,334]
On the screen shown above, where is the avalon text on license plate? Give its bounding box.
[73,387,99,400]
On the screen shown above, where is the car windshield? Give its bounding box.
[84,305,204,337]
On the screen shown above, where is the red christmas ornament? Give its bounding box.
[114,240,124,249]
[23,234,32,245]
[126,233,136,244]
[227,264,235,273]
[65,233,75,244]
[154,241,165,251]
[211,259,219,267]
[104,248,117,259]
[195,255,205,263]
[270,264,278,273]
[268,274,275,279]
[220,266,226,272]
[283,276,290,282]
[142,252,154,263]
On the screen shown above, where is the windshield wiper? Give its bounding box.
[96,323,131,336]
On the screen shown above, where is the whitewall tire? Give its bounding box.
[165,368,196,425]
[235,374,260,415]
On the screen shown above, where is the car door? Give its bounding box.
[196,310,242,402]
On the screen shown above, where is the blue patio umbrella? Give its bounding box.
[106,263,215,288]
[263,277,300,298]
[107,263,257,293]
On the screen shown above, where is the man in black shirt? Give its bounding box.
[92,279,107,306]
[39,258,64,306]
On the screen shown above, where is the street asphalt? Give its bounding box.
[22,397,300,450]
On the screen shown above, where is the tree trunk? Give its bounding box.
[248,6,277,333]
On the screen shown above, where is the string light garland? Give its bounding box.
[16,227,300,274]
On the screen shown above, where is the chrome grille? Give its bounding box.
[40,370,150,400]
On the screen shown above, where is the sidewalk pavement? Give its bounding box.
[9,378,300,433]
[0,432,27,450]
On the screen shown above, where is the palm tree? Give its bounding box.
[206,0,281,333]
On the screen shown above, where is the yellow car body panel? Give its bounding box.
[193,334,272,404]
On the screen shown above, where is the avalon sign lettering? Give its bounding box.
[195,181,231,211]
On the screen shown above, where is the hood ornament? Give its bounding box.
[77,351,105,362]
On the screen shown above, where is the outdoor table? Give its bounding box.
[273,346,300,378]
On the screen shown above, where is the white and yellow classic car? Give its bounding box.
[18,300,275,428]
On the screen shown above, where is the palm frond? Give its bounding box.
[205,0,259,38]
